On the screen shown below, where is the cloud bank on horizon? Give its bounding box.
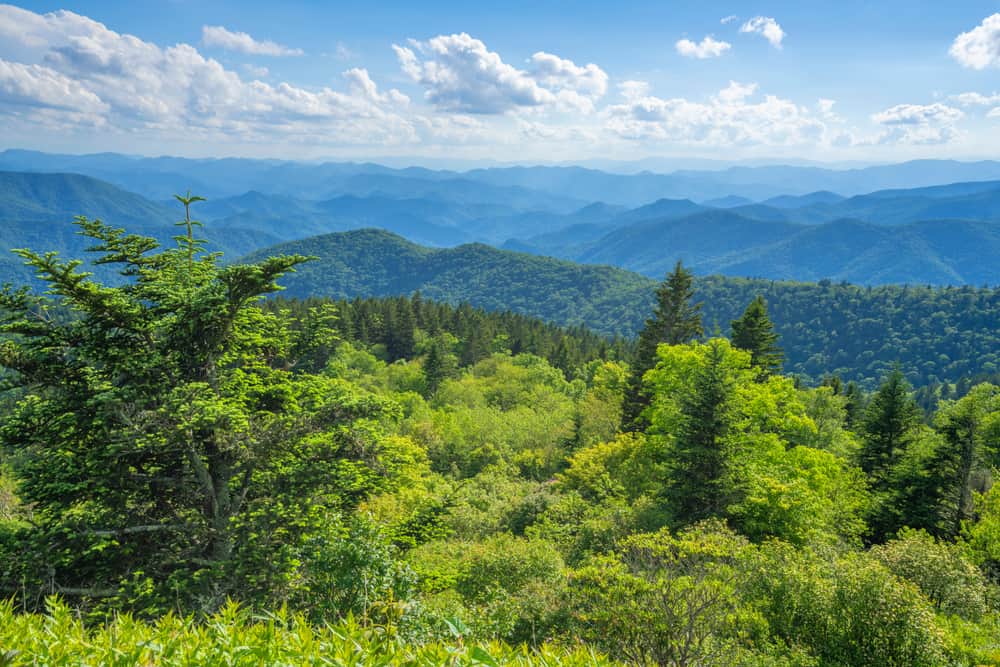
[0,2,997,162]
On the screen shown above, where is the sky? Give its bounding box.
[0,1,999,165]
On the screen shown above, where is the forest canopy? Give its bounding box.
[0,207,998,666]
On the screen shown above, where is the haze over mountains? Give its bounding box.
[2,150,1000,287]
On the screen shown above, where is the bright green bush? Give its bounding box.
[0,599,615,666]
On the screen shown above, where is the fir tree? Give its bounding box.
[622,261,703,430]
[0,203,397,612]
[386,297,416,362]
[843,381,865,428]
[730,295,783,376]
[859,369,924,541]
[667,340,733,523]
[859,369,922,482]
[423,340,447,395]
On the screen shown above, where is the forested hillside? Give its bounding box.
[244,229,1000,389]
[2,212,999,665]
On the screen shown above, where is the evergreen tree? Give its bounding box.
[730,295,783,376]
[927,384,1000,537]
[386,298,416,361]
[667,340,733,523]
[552,337,573,377]
[460,322,490,367]
[822,374,844,395]
[859,369,922,481]
[843,381,865,429]
[859,369,924,541]
[622,261,703,430]
[410,290,424,329]
[0,206,400,613]
[423,340,447,395]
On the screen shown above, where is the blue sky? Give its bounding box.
[1,1,998,165]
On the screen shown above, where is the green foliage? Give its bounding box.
[409,534,566,643]
[4,202,1000,666]
[731,295,783,376]
[644,339,869,545]
[622,260,703,430]
[0,599,614,666]
[267,294,630,377]
[404,354,578,480]
[930,384,1000,536]
[745,543,949,667]
[568,521,753,667]
[0,207,411,615]
[964,483,1000,583]
[871,528,989,619]
[246,230,1000,389]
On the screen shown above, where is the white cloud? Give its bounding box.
[720,15,739,25]
[740,16,785,49]
[675,36,732,59]
[530,51,608,99]
[604,80,826,147]
[0,59,108,114]
[618,80,650,101]
[0,6,412,146]
[716,80,756,104]
[950,14,1000,70]
[393,33,606,114]
[241,63,269,78]
[816,98,843,122]
[871,103,963,144]
[988,107,1000,119]
[872,103,963,125]
[201,25,303,57]
[343,67,410,106]
[951,91,1000,106]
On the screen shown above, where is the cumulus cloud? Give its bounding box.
[675,36,732,59]
[815,98,843,122]
[0,59,108,114]
[530,51,608,98]
[201,25,303,57]
[871,103,963,144]
[603,80,826,147]
[950,14,1000,69]
[720,15,739,25]
[951,91,1000,106]
[393,33,606,113]
[618,80,650,101]
[241,64,269,78]
[740,16,785,49]
[0,6,412,146]
[343,67,410,106]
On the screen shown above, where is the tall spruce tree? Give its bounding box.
[667,340,733,523]
[621,261,703,430]
[859,368,924,541]
[423,339,447,395]
[730,295,783,376]
[386,297,416,361]
[860,369,922,482]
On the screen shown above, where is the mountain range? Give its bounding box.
[3,158,1000,286]
[3,157,1000,386]
[4,149,1000,205]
